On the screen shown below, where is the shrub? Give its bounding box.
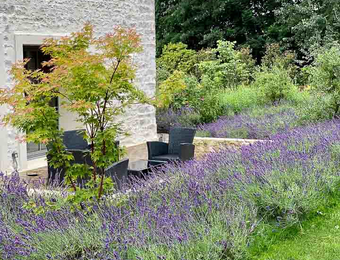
[156,65,170,88]
[177,75,204,109]
[296,93,335,123]
[219,86,266,115]
[199,41,255,89]
[157,42,197,75]
[262,44,296,73]
[285,88,311,105]
[253,65,298,103]
[309,44,340,116]
[156,70,187,109]
[196,91,224,123]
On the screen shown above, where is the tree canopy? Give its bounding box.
[156,0,340,62]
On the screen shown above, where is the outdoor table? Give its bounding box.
[128,160,166,179]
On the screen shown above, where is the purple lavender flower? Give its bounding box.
[2,119,340,259]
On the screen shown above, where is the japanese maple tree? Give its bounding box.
[0,24,148,200]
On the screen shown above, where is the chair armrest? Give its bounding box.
[147,141,169,159]
[179,143,195,161]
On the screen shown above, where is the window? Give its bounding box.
[23,45,58,159]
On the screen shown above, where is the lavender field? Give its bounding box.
[197,105,300,139]
[2,120,340,259]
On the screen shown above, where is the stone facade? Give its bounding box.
[0,0,157,173]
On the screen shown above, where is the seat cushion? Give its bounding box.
[152,154,180,162]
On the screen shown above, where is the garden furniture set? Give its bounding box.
[47,127,196,189]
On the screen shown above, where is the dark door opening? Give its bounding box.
[23,45,58,160]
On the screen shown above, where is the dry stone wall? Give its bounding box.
[157,134,262,159]
[193,137,260,158]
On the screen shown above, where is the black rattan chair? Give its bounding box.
[47,130,88,185]
[147,127,196,162]
[47,129,121,186]
[63,130,88,150]
[76,158,129,190]
[105,159,129,190]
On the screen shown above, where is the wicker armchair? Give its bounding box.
[63,130,88,150]
[104,159,129,190]
[147,127,196,162]
[77,158,129,190]
[47,129,120,185]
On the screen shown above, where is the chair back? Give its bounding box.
[168,127,196,155]
[105,159,129,190]
[63,130,88,150]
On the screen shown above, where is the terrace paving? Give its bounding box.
[20,167,48,186]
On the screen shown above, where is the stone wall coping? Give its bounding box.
[194,137,264,143]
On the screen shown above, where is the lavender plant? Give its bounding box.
[156,106,201,133]
[2,120,340,259]
[197,103,302,139]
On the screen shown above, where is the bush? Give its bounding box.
[296,93,335,123]
[309,44,340,116]
[219,86,266,115]
[156,70,187,109]
[196,91,224,123]
[262,44,296,73]
[157,42,197,75]
[253,65,298,103]
[199,41,255,89]
[285,88,311,105]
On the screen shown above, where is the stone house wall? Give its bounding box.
[0,0,157,173]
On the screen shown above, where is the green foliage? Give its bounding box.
[156,0,340,66]
[157,43,197,75]
[178,76,204,109]
[309,44,340,116]
[252,46,298,103]
[276,0,340,54]
[253,65,298,103]
[199,41,255,89]
[261,44,297,76]
[219,86,266,115]
[285,88,311,105]
[156,0,282,61]
[156,70,187,109]
[296,93,335,123]
[196,91,224,123]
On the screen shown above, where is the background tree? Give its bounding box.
[275,0,340,64]
[156,0,340,63]
[156,0,282,61]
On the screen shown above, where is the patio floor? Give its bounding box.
[20,167,48,184]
